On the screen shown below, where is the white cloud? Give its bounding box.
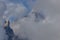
[4,3,28,20]
[0,1,6,17]
[10,0,60,40]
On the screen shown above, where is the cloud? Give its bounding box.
[4,3,28,23]
[0,1,7,40]
[0,1,6,17]
[0,0,60,40]
[0,26,8,40]
[10,0,60,40]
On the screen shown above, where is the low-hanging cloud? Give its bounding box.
[0,0,60,40]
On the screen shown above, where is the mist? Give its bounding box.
[0,0,60,40]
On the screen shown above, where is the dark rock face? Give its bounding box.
[34,12,45,22]
[4,26,14,40]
